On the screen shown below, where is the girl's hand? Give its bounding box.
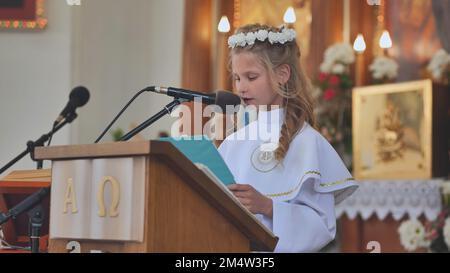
[227,184,273,218]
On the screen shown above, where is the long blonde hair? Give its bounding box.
[229,24,316,161]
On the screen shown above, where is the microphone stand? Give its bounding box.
[0,112,77,253]
[0,112,77,175]
[28,204,44,253]
[120,98,186,141]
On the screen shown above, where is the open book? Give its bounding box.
[158,136,235,186]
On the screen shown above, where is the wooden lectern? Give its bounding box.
[35,141,277,253]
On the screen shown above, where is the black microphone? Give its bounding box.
[54,86,90,125]
[144,86,241,112]
[0,187,50,225]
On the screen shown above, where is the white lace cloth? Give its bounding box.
[336,179,444,221]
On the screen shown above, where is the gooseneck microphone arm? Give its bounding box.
[0,112,77,176]
[94,87,152,143]
[119,98,186,141]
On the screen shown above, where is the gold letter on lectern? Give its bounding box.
[97,176,120,217]
[63,178,78,213]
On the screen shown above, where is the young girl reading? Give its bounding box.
[218,24,358,252]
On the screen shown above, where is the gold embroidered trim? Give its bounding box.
[265,171,355,198]
[319,177,355,187]
[265,171,321,198]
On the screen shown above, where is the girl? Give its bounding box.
[218,24,358,252]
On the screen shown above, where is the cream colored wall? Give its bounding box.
[0,0,185,171]
[0,0,72,171]
[70,0,185,145]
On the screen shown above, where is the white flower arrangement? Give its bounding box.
[427,49,450,83]
[228,28,296,49]
[398,219,429,252]
[442,217,450,248]
[443,218,450,248]
[369,56,399,81]
[319,43,355,74]
[442,181,450,196]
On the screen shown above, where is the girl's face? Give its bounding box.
[232,52,283,107]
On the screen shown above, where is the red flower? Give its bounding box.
[323,89,337,101]
[318,72,328,82]
[426,229,439,241]
[329,75,340,86]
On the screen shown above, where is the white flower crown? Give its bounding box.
[228,28,297,48]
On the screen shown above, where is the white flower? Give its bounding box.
[283,28,297,40]
[323,43,355,65]
[319,61,332,73]
[245,32,256,46]
[335,43,355,64]
[331,63,346,74]
[432,70,443,80]
[236,33,247,47]
[369,56,399,80]
[398,219,428,252]
[267,31,279,44]
[228,33,246,48]
[228,28,296,48]
[441,181,450,195]
[256,29,269,41]
[319,43,355,75]
[227,35,237,48]
[443,217,450,248]
[427,49,450,82]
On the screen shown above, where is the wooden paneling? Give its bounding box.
[216,0,235,91]
[340,215,430,253]
[349,0,377,86]
[149,157,249,252]
[182,0,213,91]
[305,0,344,79]
[339,216,363,252]
[35,141,151,160]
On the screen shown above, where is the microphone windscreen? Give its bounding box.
[214,91,241,113]
[70,86,90,107]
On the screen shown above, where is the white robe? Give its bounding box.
[218,108,358,252]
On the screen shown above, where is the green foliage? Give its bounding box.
[111,128,124,142]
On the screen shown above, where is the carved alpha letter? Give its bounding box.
[63,178,78,214]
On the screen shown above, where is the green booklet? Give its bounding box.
[158,136,235,186]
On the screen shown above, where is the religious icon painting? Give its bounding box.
[352,80,437,179]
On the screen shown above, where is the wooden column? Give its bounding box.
[182,0,213,91]
[306,0,344,79]
[181,0,213,136]
[349,0,377,86]
[216,0,235,92]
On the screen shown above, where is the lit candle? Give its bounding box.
[379,30,392,56]
[216,15,231,90]
[217,16,230,33]
[283,7,296,24]
[353,34,366,86]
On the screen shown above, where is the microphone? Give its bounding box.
[54,86,90,125]
[144,86,241,112]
